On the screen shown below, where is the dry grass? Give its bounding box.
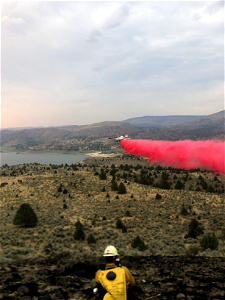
[0,157,225,262]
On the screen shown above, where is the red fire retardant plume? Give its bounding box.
[120,140,225,174]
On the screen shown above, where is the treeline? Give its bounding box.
[92,163,224,195]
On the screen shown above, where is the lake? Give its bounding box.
[0,152,90,167]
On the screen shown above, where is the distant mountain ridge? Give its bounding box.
[0,121,139,147]
[167,110,224,129]
[125,115,205,127]
[0,111,224,148]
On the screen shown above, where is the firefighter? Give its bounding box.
[92,245,135,300]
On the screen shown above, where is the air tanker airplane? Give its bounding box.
[108,134,130,142]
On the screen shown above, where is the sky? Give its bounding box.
[1,1,224,128]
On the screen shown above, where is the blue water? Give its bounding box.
[0,152,89,167]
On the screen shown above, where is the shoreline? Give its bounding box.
[0,150,121,158]
[85,151,120,158]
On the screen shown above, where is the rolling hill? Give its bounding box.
[125,115,204,127]
[164,110,225,139]
[0,111,224,152]
[0,122,139,147]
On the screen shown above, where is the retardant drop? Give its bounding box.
[120,139,225,174]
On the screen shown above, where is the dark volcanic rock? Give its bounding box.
[0,256,225,299]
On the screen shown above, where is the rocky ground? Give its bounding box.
[0,255,225,300]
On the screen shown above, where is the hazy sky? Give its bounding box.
[1,1,224,128]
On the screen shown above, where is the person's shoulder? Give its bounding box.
[121,266,130,272]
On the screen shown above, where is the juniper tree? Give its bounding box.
[118,182,126,194]
[99,169,107,180]
[155,193,162,199]
[175,180,184,190]
[200,233,219,251]
[13,203,38,227]
[131,235,148,251]
[116,219,124,229]
[74,220,85,240]
[87,233,96,244]
[111,179,118,191]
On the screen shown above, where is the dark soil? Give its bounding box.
[0,255,225,300]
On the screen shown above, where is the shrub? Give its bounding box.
[58,186,62,192]
[187,219,204,239]
[13,203,38,227]
[122,225,127,233]
[186,245,199,257]
[118,182,126,194]
[189,219,200,230]
[75,219,83,230]
[106,193,110,198]
[155,193,162,199]
[74,227,85,240]
[99,169,107,180]
[87,234,96,244]
[200,233,219,251]
[111,179,118,191]
[63,203,67,209]
[175,180,184,190]
[125,210,131,217]
[102,216,107,220]
[116,219,124,229]
[181,205,188,216]
[92,220,96,226]
[159,179,170,190]
[161,172,169,180]
[207,185,215,193]
[74,221,85,240]
[102,187,106,192]
[63,188,68,194]
[222,228,225,241]
[131,235,148,251]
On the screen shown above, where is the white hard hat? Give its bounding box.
[103,245,119,257]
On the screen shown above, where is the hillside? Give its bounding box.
[1,111,224,153]
[165,110,225,139]
[125,115,204,127]
[137,110,225,141]
[1,156,224,261]
[1,156,225,299]
[0,121,140,153]
[0,122,137,145]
